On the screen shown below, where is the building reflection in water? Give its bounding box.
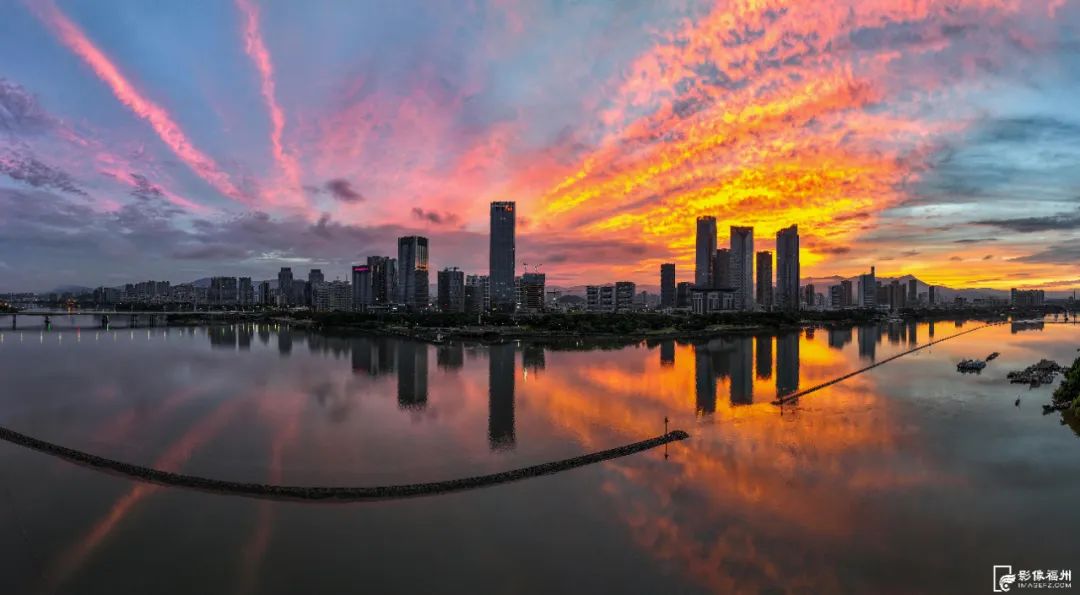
[488,343,516,450]
[277,329,292,356]
[694,343,717,414]
[210,325,237,350]
[237,324,252,350]
[776,332,799,398]
[522,344,546,375]
[436,343,464,371]
[906,320,918,345]
[827,327,853,351]
[887,321,901,345]
[755,335,772,380]
[660,340,675,367]
[928,321,935,339]
[730,336,753,405]
[857,324,877,361]
[257,325,271,345]
[396,341,428,410]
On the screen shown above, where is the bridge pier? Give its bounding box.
[130,314,137,328]
[101,314,110,329]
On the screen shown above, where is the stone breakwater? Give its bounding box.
[0,425,689,502]
[772,322,1001,405]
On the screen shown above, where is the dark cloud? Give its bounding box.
[949,256,962,261]
[129,173,164,201]
[0,78,53,135]
[324,178,363,202]
[1012,240,1080,265]
[973,212,1080,232]
[0,149,85,195]
[953,238,998,244]
[900,250,920,257]
[411,207,461,226]
[982,254,994,260]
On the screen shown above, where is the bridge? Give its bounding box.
[6,310,256,329]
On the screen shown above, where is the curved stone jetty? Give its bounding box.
[0,425,689,502]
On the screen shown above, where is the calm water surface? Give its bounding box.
[0,317,1078,594]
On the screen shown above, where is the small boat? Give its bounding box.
[957,359,986,372]
[986,352,1000,361]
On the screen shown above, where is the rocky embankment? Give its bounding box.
[1007,360,1063,387]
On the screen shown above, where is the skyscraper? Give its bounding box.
[755,251,773,309]
[397,236,429,309]
[730,226,754,310]
[520,273,546,312]
[858,266,877,308]
[713,248,731,288]
[277,267,293,307]
[367,256,396,305]
[465,274,490,312]
[660,263,676,308]
[489,201,516,312]
[908,278,918,303]
[352,264,372,310]
[695,216,717,288]
[776,225,800,311]
[306,269,324,308]
[437,267,466,313]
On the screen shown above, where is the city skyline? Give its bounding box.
[2,1,1080,292]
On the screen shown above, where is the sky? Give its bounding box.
[1,0,1079,293]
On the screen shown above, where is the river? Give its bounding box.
[0,317,1077,593]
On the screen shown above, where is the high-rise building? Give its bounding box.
[615,281,637,312]
[465,274,490,312]
[277,267,293,307]
[313,280,352,312]
[520,273,546,313]
[397,236,429,309]
[306,269,324,307]
[352,264,372,310]
[676,281,692,308]
[367,256,396,305]
[238,277,253,306]
[730,226,754,310]
[713,248,731,288]
[776,225,799,311]
[257,281,272,305]
[802,284,815,307]
[586,285,616,312]
[840,279,854,308]
[858,266,877,308]
[755,251,773,309]
[209,276,238,306]
[908,278,918,304]
[695,216,717,288]
[660,263,676,308]
[437,267,466,313]
[489,201,516,312]
[928,285,937,305]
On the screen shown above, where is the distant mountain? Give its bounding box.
[49,285,92,295]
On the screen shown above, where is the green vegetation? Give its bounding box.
[1052,355,1080,412]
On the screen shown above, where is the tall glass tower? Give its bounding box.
[489,201,516,312]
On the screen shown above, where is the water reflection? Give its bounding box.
[397,341,428,410]
[776,332,800,398]
[2,320,1079,594]
[489,342,516,449]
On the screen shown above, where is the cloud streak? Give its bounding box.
[236,0,304,208]
[28,0,249,205]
